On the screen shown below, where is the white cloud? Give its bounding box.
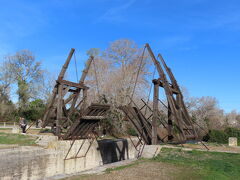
[97,0,136,23]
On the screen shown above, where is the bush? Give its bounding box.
[207,129,228,144]
[224,127,240,144]
[39,128,52,133]
[22,99,45,121]
[127,127,138,136]
[204,127,240,144]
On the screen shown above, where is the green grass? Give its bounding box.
[39,128,52,133]
[152,147,240,180]
[0,128,12,130]
[0,132,37,146]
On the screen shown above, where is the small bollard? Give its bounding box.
[3,122,6,127]
[12,126,20,133]
[229,137,238,147]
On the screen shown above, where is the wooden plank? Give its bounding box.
[58,79,89,89]
[81,116,105,120]
[127,106,151,144]
[121,106,148,143]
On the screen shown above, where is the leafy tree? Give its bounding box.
[4,50,44,110]
[22,99,45,121]
[0,60,16,121]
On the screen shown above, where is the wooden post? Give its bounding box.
[167,102,173,141]
[82,88,88,113]
[152,81,159,145]
[56,84,63,136]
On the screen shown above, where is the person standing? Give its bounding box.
[38,119,42,128]
[19,117,27,133]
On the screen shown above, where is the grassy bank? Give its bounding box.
[152,147,240,180]
[0,132,37,146]
[64,147,240,180]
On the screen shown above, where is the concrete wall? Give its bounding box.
[0,138,138,180]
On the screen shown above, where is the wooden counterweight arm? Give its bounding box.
[145,43,167,82]
[58,48,75,81]
[158,53,179,91]
[79,56,94,84]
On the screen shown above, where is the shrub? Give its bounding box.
[207,129,228,144]
[127,127,138,136]
[224,127,240,144]
[204,127,240,144]
[39,128,52,133]
[22,99,45,121]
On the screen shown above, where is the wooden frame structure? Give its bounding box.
[121,44,198,145]
[42,48,94,137]
[146,43,198,144]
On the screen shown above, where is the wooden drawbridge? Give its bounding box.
[121,44,198,145]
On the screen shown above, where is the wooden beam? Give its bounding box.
[58,48,75,81]
[152,79,179,94]
[81,116,105,120]
[56,84,63,136]
[152,81,159,145]
[57,79,89,89]
[167,102,173,141]
[79,56,94,84]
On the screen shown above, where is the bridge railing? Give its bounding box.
[0,122,17,128]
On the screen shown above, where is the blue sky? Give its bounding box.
[0,0,239,112]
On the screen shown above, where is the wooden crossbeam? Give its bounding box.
[57,79,89,89]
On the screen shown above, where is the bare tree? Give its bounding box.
[87,39,151,105]
[86,39,152,135]
[226,110,240,128]
[186,96,225,131]
[38,71,56,103]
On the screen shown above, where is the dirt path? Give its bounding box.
[64,161,184,180]
[182,143,240,153]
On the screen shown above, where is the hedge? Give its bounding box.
[204,127,240,144]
